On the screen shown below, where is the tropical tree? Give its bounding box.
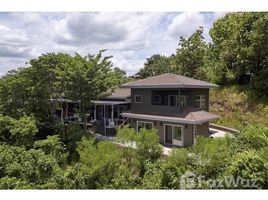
[34,135,68,166]
[223,150,268,189]
[137,54,172,78]
[0,114,38,148]
[173,27,208,80]
[0,144,64,189]
[210,12,268,95]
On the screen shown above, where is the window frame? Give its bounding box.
[178,95,187,108]
[164,124,184,146]
[168,95,177,106]
[136,121,153,132]
[152,95,161,104]
[196,95,206,109]
[135,95,142,104]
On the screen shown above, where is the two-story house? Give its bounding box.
[92,73,219,147]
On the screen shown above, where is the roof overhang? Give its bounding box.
[121,84,219,89]
[121,112,219,125]
[92,100,130,106]
[104,96,131,100]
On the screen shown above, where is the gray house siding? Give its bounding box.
[130,88,209,114]
[128,118,208,147]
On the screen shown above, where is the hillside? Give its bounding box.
[210,85,268,130]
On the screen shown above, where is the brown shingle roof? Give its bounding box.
[105,88,131,100]
[122,73,218,89]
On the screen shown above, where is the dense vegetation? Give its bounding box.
[0,12,268,189]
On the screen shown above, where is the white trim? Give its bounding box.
[134,95,142,104]
[136,120,153,132]
[122,112,219,124]
[196,95,206,109]
[164,124,184,147]
[178,95,187,108]
[92,100,130,105]
[122,112,199,124]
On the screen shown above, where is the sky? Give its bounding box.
[0,12,226,76]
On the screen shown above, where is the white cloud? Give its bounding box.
[53,12,163,50]
[0,12,224,75]
[167,12,206,39]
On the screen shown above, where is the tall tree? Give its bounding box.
[209,12,268,95]
[137,54,172,79]
[64,50,122,128]
[173,27,208,79]
[0,51,123,129]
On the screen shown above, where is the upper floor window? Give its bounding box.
[135,95,142,103]
[178,95,187,108]
[168,95,177,106]
[196,95,206,109]
[152,95,161,104]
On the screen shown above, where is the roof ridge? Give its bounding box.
[122,73,173,86]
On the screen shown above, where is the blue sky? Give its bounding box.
[0,12,226,76]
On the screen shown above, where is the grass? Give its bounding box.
[209,85,268,130]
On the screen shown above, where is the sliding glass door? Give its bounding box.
[164,124,183,146]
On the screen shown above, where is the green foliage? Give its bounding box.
[0,176,33,189]
[210,86,268,129]
[235,125,268,150]
[142,149,193,189]
[0,114,38,148]
[137,54,173,78]
[210,12,268,95]
[190,136,234,179]
[173,27,208,80]
[117,127,163,176]
[76,138,123,188]
[0,144,64,189]
[109,164,140,189]
[117,127,163,162]
[62,122,85,162]
[34,135,68,166]
[224,150,268,189]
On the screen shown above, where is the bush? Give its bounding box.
[223,150,268,189]
[76,138,123,188]
[0,144,64,188]
[0,114,38,148]
[34,135,68,166]
[235,125,268,150]
[190,136,234,179]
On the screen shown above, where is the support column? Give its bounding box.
[117,106,119,120]
[94,105,97,121]
[65,102,68,119]
[178,89,181,109]
[104,105,106,136]
[193,124,197,144]
[111,105,114,125]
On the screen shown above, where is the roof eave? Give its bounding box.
[121,84,219,89]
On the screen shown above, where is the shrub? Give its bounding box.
[223,150,268,189]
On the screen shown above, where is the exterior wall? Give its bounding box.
[129,118,195,147]
[130,88,209,114]
[197,122,209,137]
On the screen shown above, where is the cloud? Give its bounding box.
[53,12,163,50]
[0,12,224,76]
[0,24,34,58]
[167,12,206,39]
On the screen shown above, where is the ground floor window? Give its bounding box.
[137,121,153,132]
